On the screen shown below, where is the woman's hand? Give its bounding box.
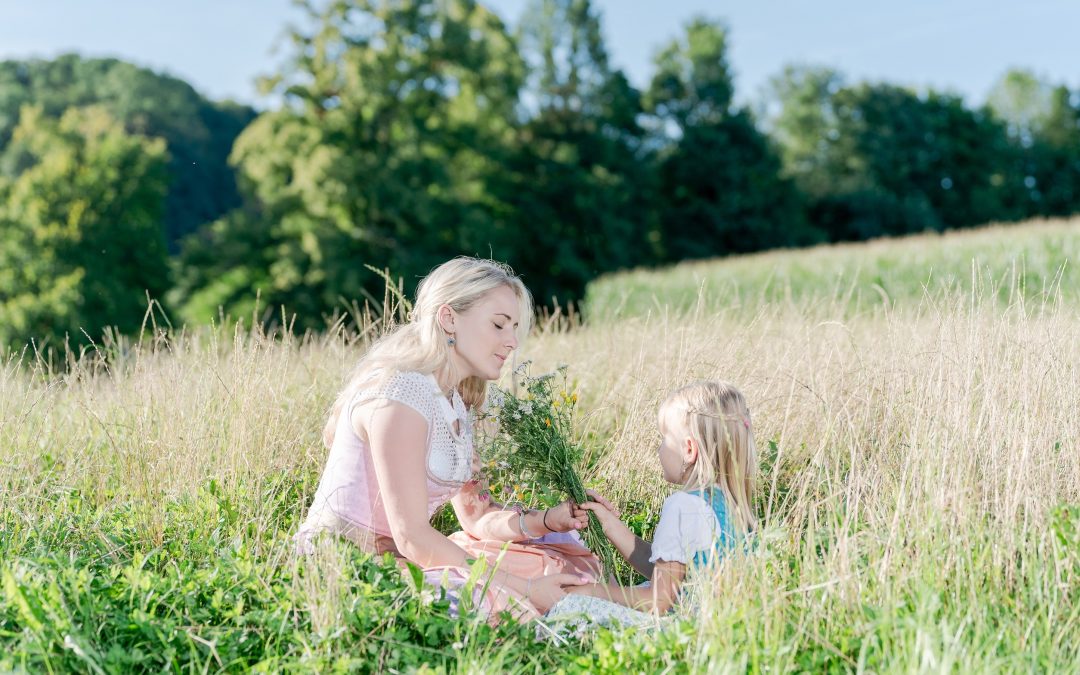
[572,489,620,530]
[540,499,586,533]
[542,489,620,533]
[526,573,588,613]
[564,582,602,598]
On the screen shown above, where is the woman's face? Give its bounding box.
[444,285,521,382]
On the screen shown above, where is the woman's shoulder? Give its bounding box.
[355,370,438,417]
[362,369,435,390]
[382,369,435,386]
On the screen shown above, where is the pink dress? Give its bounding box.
[295,370,600,619]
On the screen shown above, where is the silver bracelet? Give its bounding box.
[518,509,539,540]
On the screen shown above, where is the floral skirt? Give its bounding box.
[541,593,662,637]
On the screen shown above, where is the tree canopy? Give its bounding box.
[2,4,1079,351]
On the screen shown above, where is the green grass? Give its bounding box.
[584,217,1080,321]
[2,217,1079,672]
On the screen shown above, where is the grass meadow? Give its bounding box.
[2,217,1078,673]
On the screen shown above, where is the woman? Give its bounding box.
[296,257,606,618]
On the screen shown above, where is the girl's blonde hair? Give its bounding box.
[663,380,758,534]
[323,257,533,447]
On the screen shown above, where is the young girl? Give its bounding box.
[549,380,758,627]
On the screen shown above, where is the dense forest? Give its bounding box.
[1,0,1078,350]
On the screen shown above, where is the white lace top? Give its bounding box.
[352,370,474,486]
[296,370,474,547]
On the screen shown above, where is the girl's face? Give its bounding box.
[442,285,521,382]
[656,404,694,485]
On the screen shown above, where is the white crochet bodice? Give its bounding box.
[352,370,474,486]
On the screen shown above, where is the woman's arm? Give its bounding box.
[363,400,472,568]
[362,400,586,611]
[451,482,532,541]
[451,484,563,541]
[567,560,686,613]
[453,485,617,542]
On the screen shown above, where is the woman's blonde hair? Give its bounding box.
[662,380,758,534]
[323,257,533,447]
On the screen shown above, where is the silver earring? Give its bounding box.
[447,336,456,347]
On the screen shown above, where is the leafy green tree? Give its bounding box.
[646,19,818,261]
[0,105,170,351]
[759,64,844,198]
[764,71,1018,241]
[1032,85,1080,215]
[830,85,1013,236]
[175,0,525,327]
[987,69,1055,145]
[0,55,254,248]
[988,70,1080,218]
[503,0,655,304]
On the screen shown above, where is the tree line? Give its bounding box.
[1,0,1078,351]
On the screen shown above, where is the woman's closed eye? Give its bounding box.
[493,322,505,330]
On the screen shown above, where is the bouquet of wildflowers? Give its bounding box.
[480,363,618,579]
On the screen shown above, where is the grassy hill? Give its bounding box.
[585,217,1080,321]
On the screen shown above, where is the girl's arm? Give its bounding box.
[568,560,686,613]
[578,501,655,579]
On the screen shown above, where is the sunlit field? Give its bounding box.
[2,218,1078,673]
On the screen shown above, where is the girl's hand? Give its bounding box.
[576,500,621,533]
[527,573,588,613]
[583,489,619,515]
[542,490,619,533]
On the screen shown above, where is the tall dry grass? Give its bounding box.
[536,272,1080,670]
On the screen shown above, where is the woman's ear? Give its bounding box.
[437,304,456,334]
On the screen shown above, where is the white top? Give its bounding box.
[649,491,723,565]
[296,370,473,545]
[345,370,474,486]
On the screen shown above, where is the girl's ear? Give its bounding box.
[437,304,456,333]
[684,436,699,465]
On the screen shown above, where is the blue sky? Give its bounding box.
[1,0,1077,108]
